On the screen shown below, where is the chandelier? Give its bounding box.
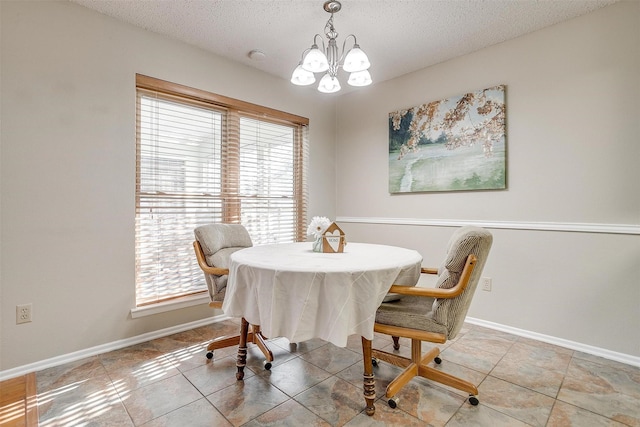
[290,1,372,93]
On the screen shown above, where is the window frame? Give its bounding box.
[134,74,309,307]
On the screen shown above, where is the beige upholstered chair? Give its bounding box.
[193,223,274,372]
[362,226,493,415]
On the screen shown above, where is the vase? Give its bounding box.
[312,237,323,253]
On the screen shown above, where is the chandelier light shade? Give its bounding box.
[291,0,372,93]
[347,69,372,87]
[302,45,330,73]
[291,62,316,85]
[342,45,370,72]
[318,73,341,93]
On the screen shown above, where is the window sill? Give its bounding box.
[131,294,211,318]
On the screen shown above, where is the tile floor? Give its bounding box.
[35,320,640,426]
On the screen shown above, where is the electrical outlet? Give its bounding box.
[481,277,492,292]
[16,304,32,324]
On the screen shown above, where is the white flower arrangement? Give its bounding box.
[307,216,331,239]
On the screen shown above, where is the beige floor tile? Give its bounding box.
[457,327,518,356]
[490,354,565,397]
[100,342,167,372]
[183,355,254,396]
[258,357,331,397]
[446,403,532,427]
[507,341,573,372]
[390,380,465,426]
[478,375,555,427]
[38,375,133,427]
[122,374,202,426]
[243,398,332,427]
[140,398,231,427]
[36,356,108,392]
[294,376,365,426]
[299,343,362,374]
[558,357,640,426]
[206,375,289,426]
[547,401,628,427]
[344,400,428,426]
[439,340,504,374]
[106,357,181,393]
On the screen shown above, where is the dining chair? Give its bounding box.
[193,223,274,375]
[362,226,493,414]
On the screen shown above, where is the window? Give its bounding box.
[135,75,309,306]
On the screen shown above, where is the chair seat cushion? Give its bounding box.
[383,258,421,302]
[207,247,244,269]
[382,293,403,303]
[375,295,448,336]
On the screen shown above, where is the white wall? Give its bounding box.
[0,1,336,371]
[335,1,640,358]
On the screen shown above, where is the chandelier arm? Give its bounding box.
[298,47,311,62]
[312,34,326,52]
[339,34,358,65]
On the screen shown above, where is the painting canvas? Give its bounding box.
[389,85,506,193]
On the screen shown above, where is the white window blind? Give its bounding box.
[135,75,308,306]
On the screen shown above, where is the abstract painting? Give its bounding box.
[389,85,506,193]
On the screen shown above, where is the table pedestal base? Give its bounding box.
[362,337,376,416]
[234,322,378,415]
[236,318,249,380]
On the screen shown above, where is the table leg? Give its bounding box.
[236,318,249,380]
[361,336,376,416]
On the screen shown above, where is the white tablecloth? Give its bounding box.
[222,242,422,347]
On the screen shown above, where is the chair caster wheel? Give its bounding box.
[263,360,272,370]
[206,351,213,360]
[372,358,378,367]
[469,396,479,406]
[434,356,442,364]
[388,397,399,409]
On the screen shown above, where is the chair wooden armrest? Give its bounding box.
[388,254,477,299]
[421,267,439,275]
[193,241,229,276]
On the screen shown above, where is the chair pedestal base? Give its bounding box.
[364,338,479,414]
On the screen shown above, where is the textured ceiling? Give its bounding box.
[71,0,618,91]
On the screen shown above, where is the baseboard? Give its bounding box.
[0,314,230,382]
[466,317,640,368]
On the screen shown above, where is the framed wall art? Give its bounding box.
[389,85,506,193]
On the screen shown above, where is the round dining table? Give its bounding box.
[222,241,423,347]
[221,241,422,415]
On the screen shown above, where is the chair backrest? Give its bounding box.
[194,223,253,302]
[432,226,493,339]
